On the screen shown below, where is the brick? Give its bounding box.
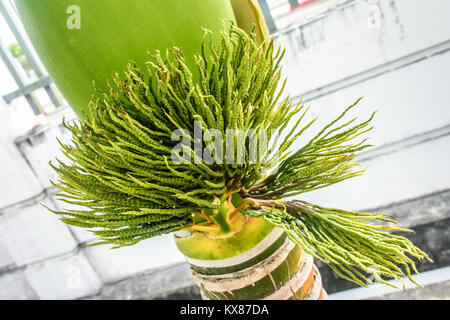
[0,139,42,209]
[0,243,14,271]
[24,252,102,300]
[288,51,450,151]
[0,100,44,209]
[276,0,450,98]
[16,122,73,189]
[0,195,77,266]
[85,234,185,283]
[98,263,195,300]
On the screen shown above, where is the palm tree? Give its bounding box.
[16,0,430,300]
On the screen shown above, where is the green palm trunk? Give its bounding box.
[15,0,430,300]
[15,0,236,117]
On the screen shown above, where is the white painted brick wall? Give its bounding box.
[0,139,42,209]
[287,51,450,149]
[0,195,77,267]
[24,252,102,300]
[0,270,39,300]
[275,0,450,99]
[0,244,14,271]
[47,191,98,245]
[301,134,450,211]
[0,97,46,209]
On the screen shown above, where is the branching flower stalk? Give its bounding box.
[241,200,426,288]
[48,25,431,289]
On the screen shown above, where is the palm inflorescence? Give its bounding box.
[48,25,430,288]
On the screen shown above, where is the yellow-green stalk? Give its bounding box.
[16,1,431,297]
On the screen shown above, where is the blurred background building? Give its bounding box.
[0,0,449,300]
